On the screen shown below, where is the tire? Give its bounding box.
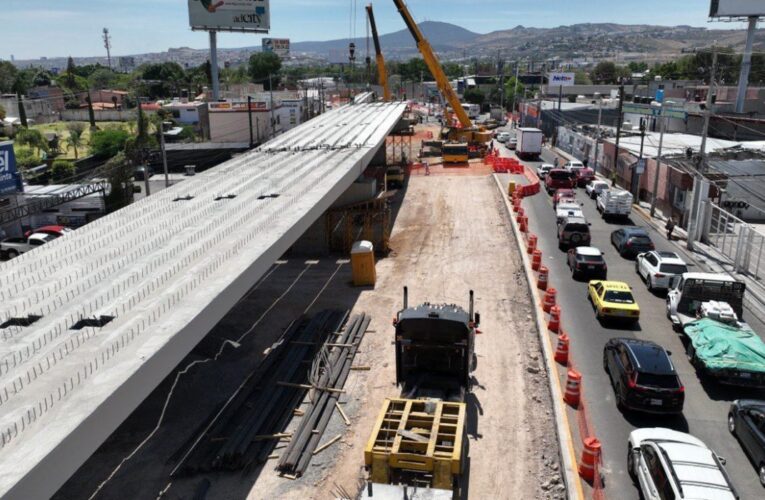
[759,464,765,487]
[647,278,653,292]
[603,352,609,372]
[7,250,18,259]
[728,413,736,434]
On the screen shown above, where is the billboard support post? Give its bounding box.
[210,31,220,102]
[736,16,758,113]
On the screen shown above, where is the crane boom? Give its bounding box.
[392,0,473,129]
[366,4,391,101]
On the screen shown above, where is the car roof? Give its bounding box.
[563,216,588,225]
[653,252,686,265]
[599,281,631,291]
[681,272,738,283]
[620,339,675,374]
[576,246,602,256]
[658,442,735,499]
[540,164,554,168]
[622,226,649,234]
[29,232,55,240]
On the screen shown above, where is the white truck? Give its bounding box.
[597,189,632,219]
[516,127,543,160]
[666,272,747,330]
[0,232,56,259]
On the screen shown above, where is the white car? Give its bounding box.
[0,232,56,259]
[563,160,585,173]
[636,251,688,291]
[496,131,511,143]
[556,202,584,224]
[586,180,610,199]
[508,137,518,150]
[537,164,554,179]
[628,428,737,500]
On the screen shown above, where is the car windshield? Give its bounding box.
[659,264,688,275]
[566,224,589,232]
[604,290,634,303]
[637,373,680,389]
[550,171,574,180]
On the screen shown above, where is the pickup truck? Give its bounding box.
[0,232,56,259]
[666,272,746,330]
[683,317,765,388]
[597,189,632,219]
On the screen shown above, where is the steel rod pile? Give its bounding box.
[172,310,349,474]
[277,313,370,476]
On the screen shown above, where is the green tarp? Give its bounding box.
[684,318,765,373]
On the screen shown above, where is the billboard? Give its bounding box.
[548,72,575,87]
[0,141,22,195]
[710,0,765,17]
[262,38,290,58]
[188,0,270,32]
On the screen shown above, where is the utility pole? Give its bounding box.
[593,94,603,172]
[247,95,254,147]
[699,47,718,175]
[102,28,112,70]
[269,73,276,138]
[511,61,520,121]
[736,17,758,114]
[611,80,625,186]
[159,122,169,188]
[650,112,667,217]
[209,31,220,101]
[631,118,646,199]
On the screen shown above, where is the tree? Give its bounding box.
[0,103,5,121]
[89,128,129,159]
[15,128,48,155]
[50,160,76,183]
[33,70,53,87]
[0,61,18,93]
[574,70,592,85]
[65,123,86,159]
[65,57,77,88]
[13,146,42,171]
[248,52,282,87]
[103,152,134,212]
[591,61,618,84]
[628,62,649,73]
[504,77,526,110]
[463,88,485,105]
[88,68,119,89]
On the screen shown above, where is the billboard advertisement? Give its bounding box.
[188,0,270,32]
[0,141,22,195]
[262,38,290,58]
[548,72,575,87]
[710,0,765,17]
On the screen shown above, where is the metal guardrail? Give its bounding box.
[0,181,108,226]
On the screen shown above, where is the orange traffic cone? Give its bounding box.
[554,333,569,365]
[579,437,602,483]
[564,369,582,407]
[548,305,561,333]
[542,288,557,313]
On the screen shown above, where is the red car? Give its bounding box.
[576,167,595,187]
[553,188,576,208]
[24,225,73,239]
[544,169,576,194]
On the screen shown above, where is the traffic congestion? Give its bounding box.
[496,127,765,499]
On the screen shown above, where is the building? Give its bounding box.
[89,90,129,110]
[208,99,284,144]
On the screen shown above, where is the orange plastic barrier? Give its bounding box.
[554,332,569,365]
[537,266,548,290]
[526,234,538,254]
[548,305,561,333]
[531,249,542,271]
[519,216,528,233]
[564,369,582,407]
[579,437,602,483]
[542,288,557,312]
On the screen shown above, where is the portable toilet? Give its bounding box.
[351,240,376,286]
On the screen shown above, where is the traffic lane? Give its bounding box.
[512,170,765,498]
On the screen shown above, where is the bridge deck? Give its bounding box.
[0,101,406,498]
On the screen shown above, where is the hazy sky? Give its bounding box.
[2,0,752,60]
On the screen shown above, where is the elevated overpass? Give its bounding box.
[0,101,406,498]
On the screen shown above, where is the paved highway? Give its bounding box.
[496,135,765,499]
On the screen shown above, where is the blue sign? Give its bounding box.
[655,89,665,103]
[0,141,23,195]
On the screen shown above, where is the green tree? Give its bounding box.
[591,61,619,84]
[88,68,119,89]
[89,128,129,159]
[13,146,42,171]
[65,56,77,88]
[574,70,592,85]
[0,61,18,93]
[65,122,86,159]
[504,77,526,110]
[0,103,5,121]
[248,52,282,88]
[50,160,76,183]
[628,62,649,73]
[33,70,53,87]
[463,88,485,105]
[103,152,134,212]
[15,128,48,155]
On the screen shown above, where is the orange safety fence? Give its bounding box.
[514,192,605,499]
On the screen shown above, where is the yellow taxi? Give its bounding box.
[587,280,640,322]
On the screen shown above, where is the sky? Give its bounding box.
[2,0,754,60]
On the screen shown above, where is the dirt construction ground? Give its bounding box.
[55,172,563,500]
[250,174,564,499]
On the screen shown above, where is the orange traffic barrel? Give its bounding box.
[531,249,542,271]
[542,288,557,312]
[515,207,525,223]
[519,216,529,233]
[527,234,538,254]
[513,198,522,213]
[554,332,569,365]
[579,437,602,482]
[537,266,548,290]
[564,369,582,407]
[548,305,561,333]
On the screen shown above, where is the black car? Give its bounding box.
[567,246,607,280]
[729,399,765,486]
[603,338,684,414]
[134,166,154,181]
[611,227,655,258]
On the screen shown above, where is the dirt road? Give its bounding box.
[251,174,564,499]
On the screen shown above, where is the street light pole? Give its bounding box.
[650,113,667,217]
[269,73,276,138]
[593,94,603,173]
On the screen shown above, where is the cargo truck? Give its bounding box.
[516,127,543,160]
[364,287,480,498]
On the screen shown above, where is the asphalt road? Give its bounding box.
[497,135,765,499]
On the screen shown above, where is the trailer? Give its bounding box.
[516,128,543,160]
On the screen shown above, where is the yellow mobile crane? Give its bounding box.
[392,0,491,164]
[366,4,391,101]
